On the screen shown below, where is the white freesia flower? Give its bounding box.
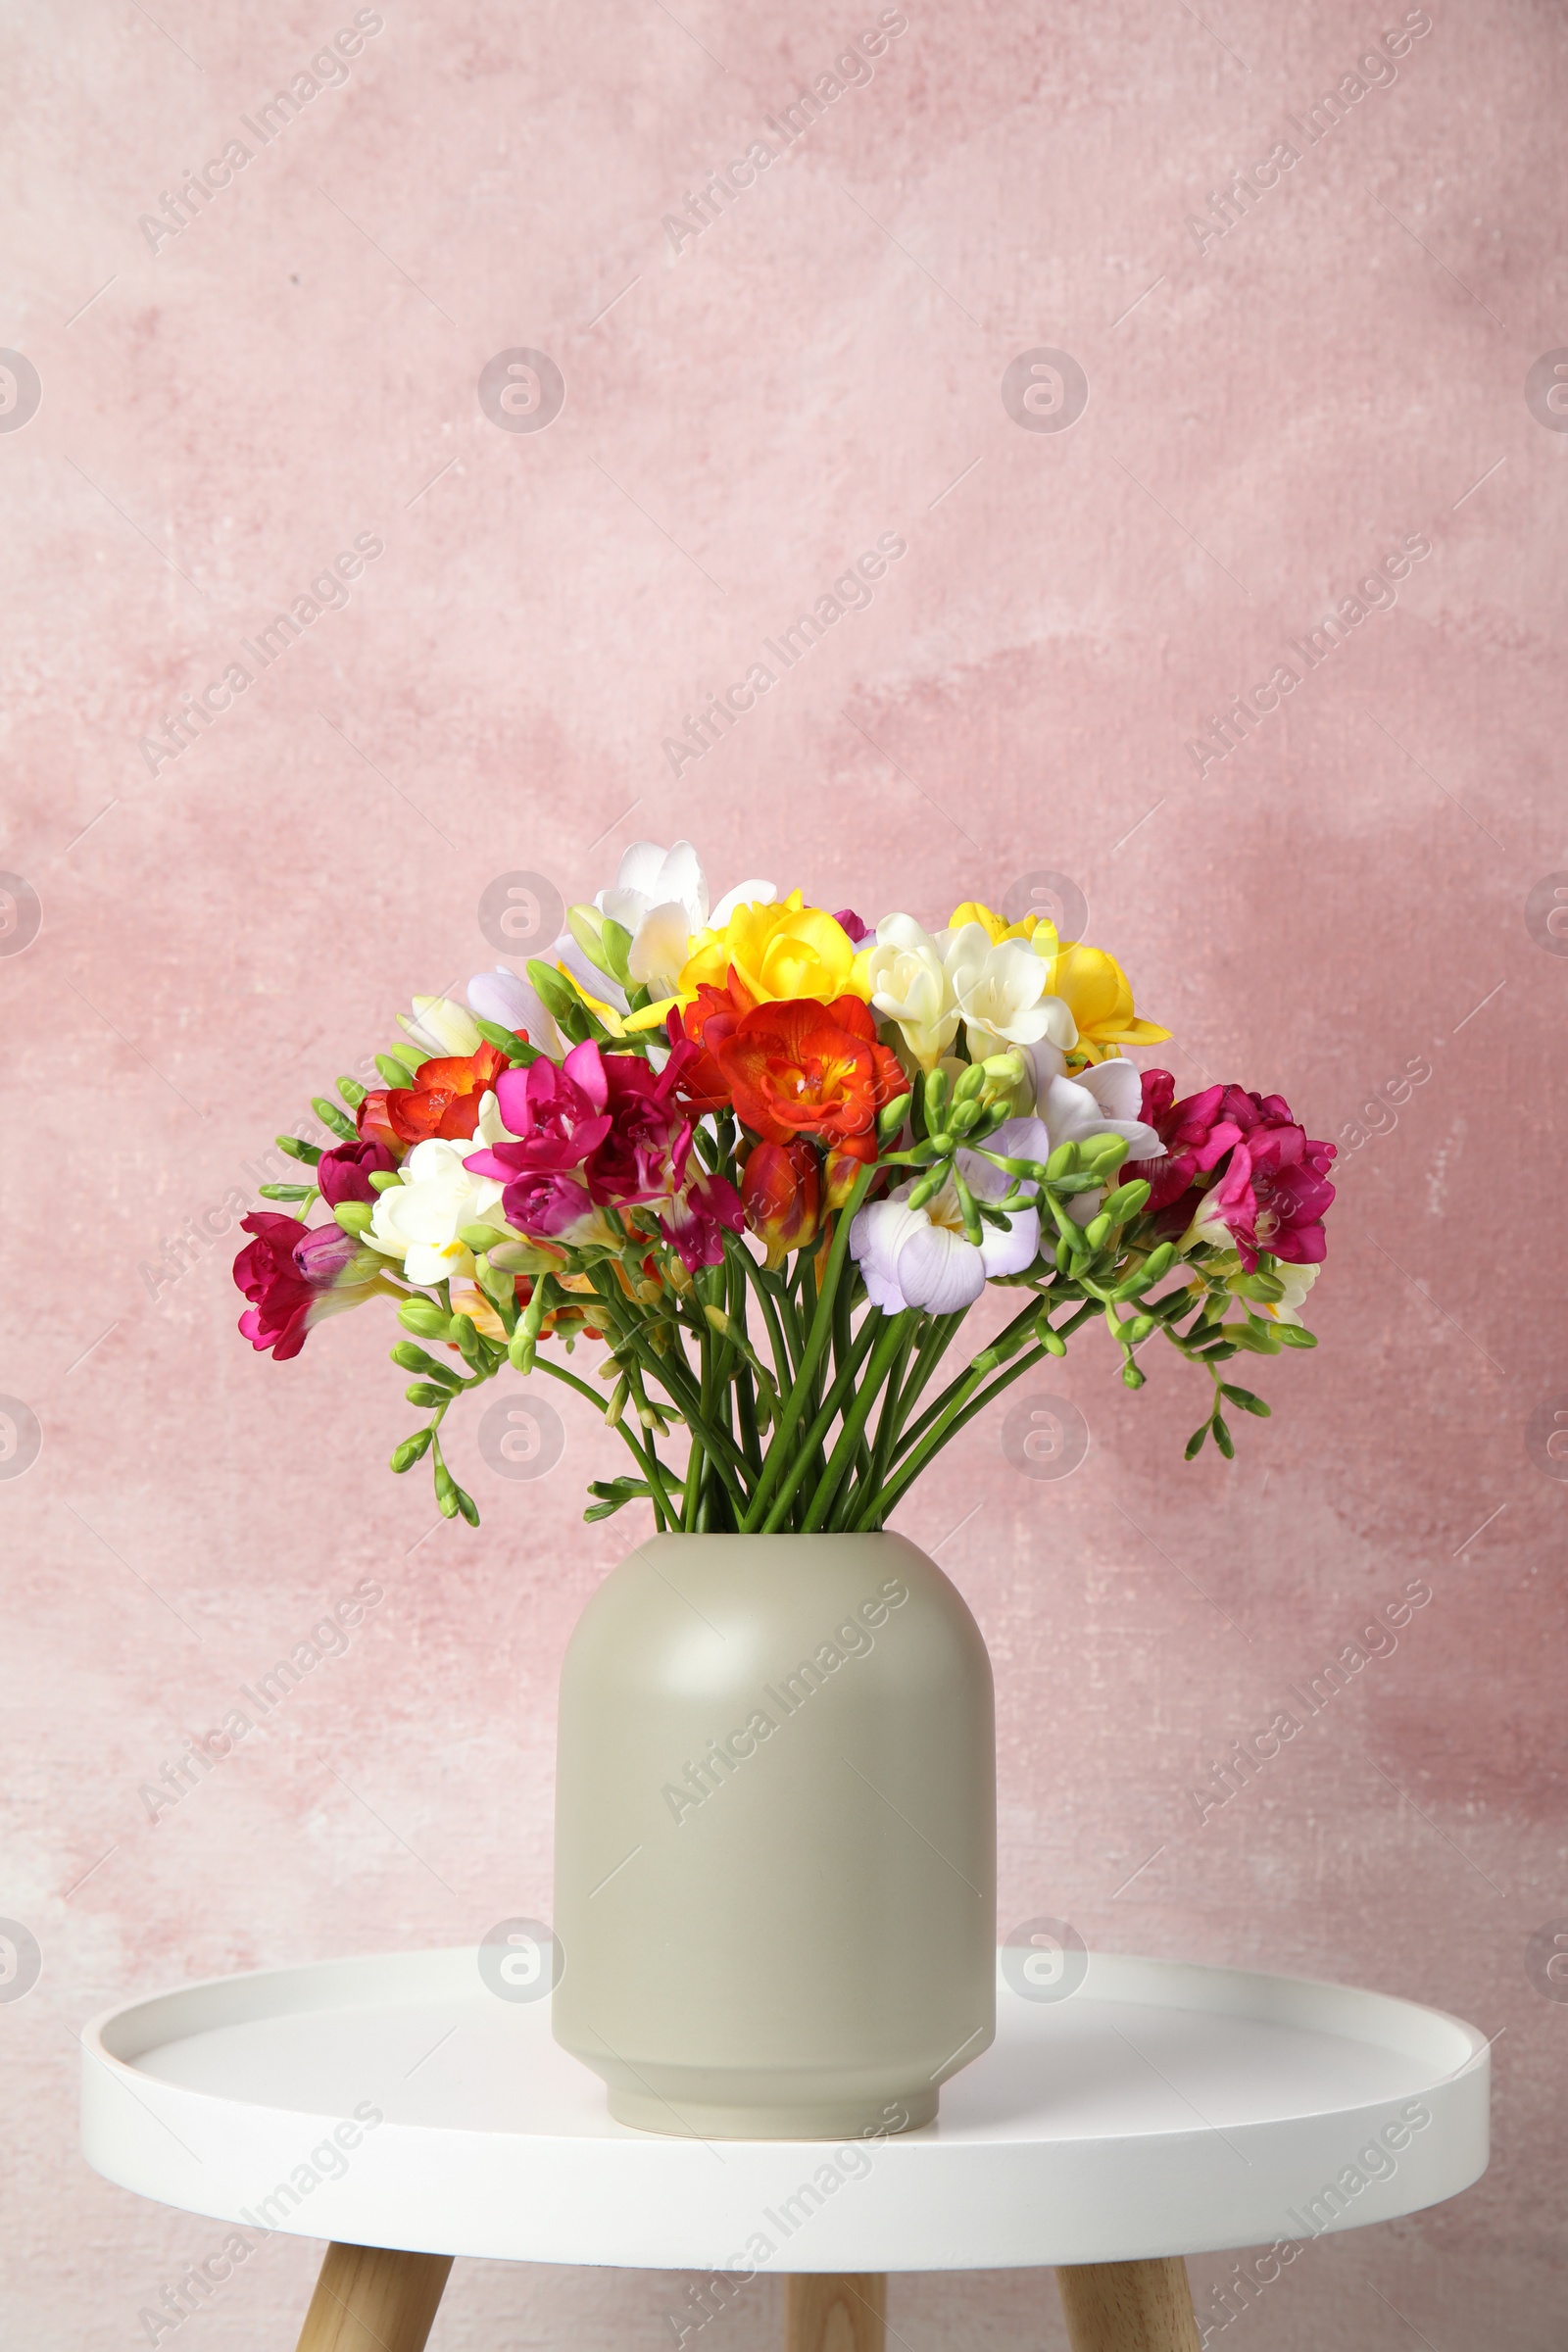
[944,923,1077,1058]
[362,1092,508,1287]
[862,913,961,1072]
[851,1117,1045,1312]
[466,965,562,1056]
[398,995,483,1058]
[598,840,774,997]
[1249,1261,1319,1327]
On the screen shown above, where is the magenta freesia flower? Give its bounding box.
[464,1035,732,1265]
[232,1213,383,1361]
[661,1170,745,1270]
[316,1138,396,1206]
[832,907,872,945]
[1129,1074,1336,1270]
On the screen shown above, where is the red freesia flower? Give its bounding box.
[671,976,751,1114]
[232,1213,381,1361]
[357,1041,514,1152]
[740,1140,821,1267]
[316,1138,396,1206]
[1129,1074,1336,1270]
[713,995,904,1151]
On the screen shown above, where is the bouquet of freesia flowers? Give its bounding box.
[234,844,1336,1529]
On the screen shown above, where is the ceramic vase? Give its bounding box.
[552,1529,996,2138]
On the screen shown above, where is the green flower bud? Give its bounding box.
[1184,1423,1208,1460]
[460,1222,508,1252]
[952,1060,987,1103]
[1212,1413,1236,1459]
[312,1096,358,1144]
[454,1486,480,1528]
[599,917,634,987]
[470,1015,541,1065]
[398,1298,454,1340]
[389,1429,433,1473]
[1102,1178,1152,1224]
[1045,1140,1080,1180]
[335,1075,367,1110]
[525,957,579,1021]
[1121,1362,1146,1389]
[391,1342,462,1384]
[333,1200,373,1236]
[369,1169,402,1193]
[877,1091,912,1140]
[1220,1383,1271,1417]
[508,1332,537,1374]
[476,1258,515,1313]
[1034,1307,1067,1356]
[405,1382,451,1406]
[566,903,612,973]
[277,1134,322,1167]
[1273,1323,1317,1348]
[374,1054,410,1089]
[1084,1212,1112,1251]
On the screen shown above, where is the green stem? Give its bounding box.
[798,1310,912,1533]
[682,1432,706,1530]
[527,1352,675,1528]
[588,1281,753,1520]
[749,1309,881,1533]
[736,1251,794,1391]
[859,1341,1050,1528]
[852,1318,918,1529]
[892,1299,1041,1463]
[741,1162,876,1530]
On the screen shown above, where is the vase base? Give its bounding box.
[607,2084,940,2141]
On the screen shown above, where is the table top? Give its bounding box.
[80,1946,1489,2271]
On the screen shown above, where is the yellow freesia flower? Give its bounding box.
[679,891,869,1005]
[946,901,1036,945]
[1031,925,1171,1063]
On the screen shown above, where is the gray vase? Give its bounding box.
[552,1530,997,2138]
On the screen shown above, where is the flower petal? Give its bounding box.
[977,1206,1041,1279]
[892,1216,987,1313]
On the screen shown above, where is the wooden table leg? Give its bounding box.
[293,2242,454,2352]
[1055,2258,1201,2352]
[784,2274,887,2352]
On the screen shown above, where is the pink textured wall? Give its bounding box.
[3,0,1566,2343]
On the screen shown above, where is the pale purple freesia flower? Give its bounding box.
[851,1117,1045,1314]
[466,965,561,1055]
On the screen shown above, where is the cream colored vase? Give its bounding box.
[552,1530,996,2138]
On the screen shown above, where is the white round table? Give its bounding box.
[80,1946,1489,2352]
